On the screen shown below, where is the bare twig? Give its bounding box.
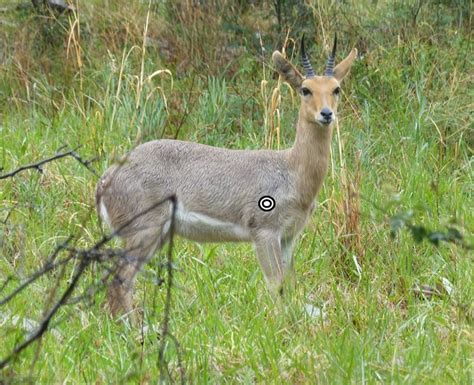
[173,74,198,139]
[0,147,98,180]
[0,195,182,373]
[0,237,73,306]
[158,194,185,384]
[0,259,87,369]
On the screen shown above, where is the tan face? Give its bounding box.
[272,44,358,127]
[299,76,341,126]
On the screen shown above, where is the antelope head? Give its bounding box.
[272,35,357,127]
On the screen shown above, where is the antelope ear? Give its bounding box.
[334,48,358,82]
[272,51,304,90]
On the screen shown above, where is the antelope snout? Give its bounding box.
[319,107,334,124]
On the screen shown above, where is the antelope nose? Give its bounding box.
[321,107,333,120]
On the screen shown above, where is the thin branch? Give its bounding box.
[0,260,87,369]
[0,237,73,305]
[0,195,180,371]
[173,74,198,139]
[158,195,179,383]
[0,147,98,180]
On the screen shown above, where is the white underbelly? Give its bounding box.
[174,203,251,242]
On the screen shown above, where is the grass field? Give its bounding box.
[0,1,472,383]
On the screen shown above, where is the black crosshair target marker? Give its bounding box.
[258,196,275,212]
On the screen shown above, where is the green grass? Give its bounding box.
[0,0,472,383]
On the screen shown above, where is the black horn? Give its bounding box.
[324,34,337,77]
[301,35,315,78]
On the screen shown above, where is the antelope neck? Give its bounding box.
[288,114,333,206]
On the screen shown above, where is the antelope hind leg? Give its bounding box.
[108,225,168,319]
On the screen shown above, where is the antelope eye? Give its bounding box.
[300,87,312,96]
[333,87,341,96]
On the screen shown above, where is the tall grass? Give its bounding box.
[0,0,472,383]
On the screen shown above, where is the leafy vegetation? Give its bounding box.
[0,0,472,383]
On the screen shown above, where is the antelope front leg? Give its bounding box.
[281,237,296,288]
[253,230,285,296]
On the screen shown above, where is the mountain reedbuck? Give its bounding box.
[96,36,357,316]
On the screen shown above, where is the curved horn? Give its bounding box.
[301,35,315,78]
[324,34,337,76]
